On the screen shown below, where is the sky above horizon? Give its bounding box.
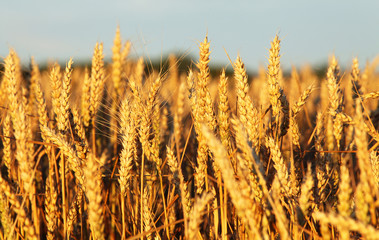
[1,0,379,71]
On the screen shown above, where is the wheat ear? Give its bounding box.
[81,68,91,126]
[337,153,352,239]
[266,136,289,194]
[234,56,249,127]
[370,151,379,188]
[85,153,105,240]
[119,97,136,197]
[0,175,37,240]
[5,51,35,199]
[57,58,73,134]
[267,35,282,125]
[196,36,217,131]
[218,69,232,155]
[0,193,13,239]
[174,82,186,153]
[112,25,122,94]
[87,42,105,129]
[50,63,62,124]
[354,100,375,224]
[2,114,13,174]
[45,175,58,240]
[299,163,314,216]
[187,192,214,239]
[314,211,379,239]
[41,125,85,187]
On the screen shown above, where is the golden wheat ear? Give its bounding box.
[267,35,282,125]
[84,152,105,240]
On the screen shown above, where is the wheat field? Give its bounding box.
[0,27,379,240]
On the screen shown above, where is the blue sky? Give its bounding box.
[1,0,378,71]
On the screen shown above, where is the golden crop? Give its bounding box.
[0,27,379,239]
